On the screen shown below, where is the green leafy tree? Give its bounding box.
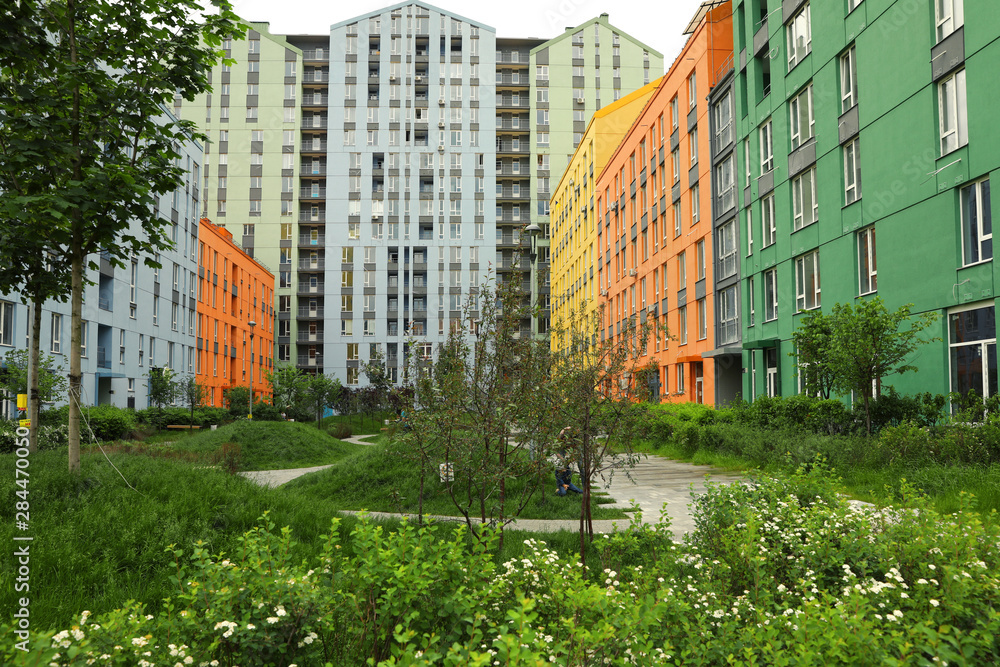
[549,303,663,566]
[304,373,342,426]
[0,349,68,408]
[791,297,939,434]
[266,364,310,420]
[178,375,206,429]
[0,0,242,472]
[362,344,392,424]
[223,385,251,419]
[790,310,836,399]
[146,367,177,425]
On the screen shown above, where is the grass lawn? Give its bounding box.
[282,438,629,521]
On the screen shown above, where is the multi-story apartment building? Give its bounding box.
[549,79,663,343]
[195,218,275,407]
[735,0,998,401]
[0,115,204,414]
[528,16,663,337]
[186,4,662,388]
[595,1,732,404]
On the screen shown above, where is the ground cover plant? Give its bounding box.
[5,464,999,665]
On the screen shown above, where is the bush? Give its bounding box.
[77,404,136,442]
[329,421,353,440]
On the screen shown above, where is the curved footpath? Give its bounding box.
[241,436,743,539]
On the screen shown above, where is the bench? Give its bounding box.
[166,425,201,430]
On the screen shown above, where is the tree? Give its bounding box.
[790,310,836,399]
[399,272,554,548]
[304,373,342,426]
[223,385,250,419]
[549,303,663,567]
[266,364,310,421]
[791,297,939,434]
[362,344,392,424]
[178,375,206,429]
[146,367,177,425]
[0,349,68,412]
[0,0,242,473]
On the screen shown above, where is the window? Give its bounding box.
[792,167,818,231]
[789,84,814,150]
[0,301,13,346]
[761,194,776,247]
[764,268,778,322]
[674,203,682,237]
[939,69,968,155]
[689,127,698,167]
[714,90,733,148]
[844,139,862,205]
[50,313,62,353]
[715,156,734,212]
[718,221,737,279]
[748,276,756,327]
[80,321,88,357]
[678,251,687,291]
[678,305,688,344]
[697,298,707,340]
[688,72,698,110]
[795,251,821,311]
[840,46,858,113]
[858,227,877,294]
[691,183,700,223]
[759,119,773,173]
[677,364,686,393]
[936,0,964,43]
[787,2,811,69]
[670,97,679,130]
[961,178,992,266]
[536,65,548,81]
[949,304,996,399]
[672,149,680,183]
[696,240,706,280]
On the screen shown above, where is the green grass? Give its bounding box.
[282,439,629,521]
[320,411,394,436]
[148,420,365,470]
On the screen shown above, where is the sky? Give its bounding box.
[229,0,711,74]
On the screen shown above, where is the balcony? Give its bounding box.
[497,188,529,200]
[301,49,328,62]
[298,259,325,270]
[298,234,325,246]
[302,71,330,84]
[299,187,327,198]
[300,116,328,129]
[300,140,328,153]
[301,163,327,176]
[297,332,325,343]
[299,210,326,223]
[496,141,529,154]
[297,354,324,367]
[301,94,329,107]
[96,346,110,369]
[297,281,326,295]
[297,306,325,318]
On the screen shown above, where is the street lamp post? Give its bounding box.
[248,320,256,419]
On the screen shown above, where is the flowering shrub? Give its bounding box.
[0,420,68,453]
[3,469,1000,665]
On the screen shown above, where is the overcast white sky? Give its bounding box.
[229,0,711,74]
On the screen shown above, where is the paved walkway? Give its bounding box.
[241,444,743,539]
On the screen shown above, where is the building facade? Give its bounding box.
[549,79,663,344]
[195,218,276,407]
[0,117,204,413]
[735,0,999,400]
[595,2,733,405]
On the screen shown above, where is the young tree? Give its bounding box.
[399,272,554,548]
[549,303,662,567]
[223,385,251,420]
[146,367,177,425]
[0,0,242,472]
[178,375,206,429]
[824,298,939,434]
[266,364,310,420]
[790,310,836,399]
[0,349,68,408]
[362,344,392,423]
[304,373,342,426]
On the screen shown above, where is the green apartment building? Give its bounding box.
[734,0,999,400]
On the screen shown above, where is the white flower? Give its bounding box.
[930,599,940,607]
[246,624,256,630]
[267,617,280,624]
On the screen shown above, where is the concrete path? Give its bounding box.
[241,448,743,539]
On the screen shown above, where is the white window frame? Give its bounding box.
[935,0,964,43]
[789,84,814,150]
[858,227,877,295]
[0,301,14,346]
[840,45,858,113]
[794,250,821,311]
[938,69,968,155]
[844,139,862,205]
[759,119,773,174]
[786,2,812,69]
[961,178,992,266]
[764,268,778,322]
[50,312,62,354]
[792,167,818,231]
[762,194,776,247]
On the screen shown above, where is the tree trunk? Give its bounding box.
[28,297,42,453]
[68,241,83,474]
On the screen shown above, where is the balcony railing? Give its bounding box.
[96,346,110,369]
[297,354,324,366]
[300,188,327,198]
[297,282,326,294]
[297,307,325,318]
[297,332,325,343]
[298,234,325,245]
[299,211,325,222]
[302,71,330,83]
[301,140,328,152]
[301,49,328,61]
[301,117,328,129]
[302,95,329,106]
[301,164,327,175]
[298,259,325,270]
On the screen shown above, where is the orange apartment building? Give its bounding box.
[196,218,276,408]
[595,2,732,404]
